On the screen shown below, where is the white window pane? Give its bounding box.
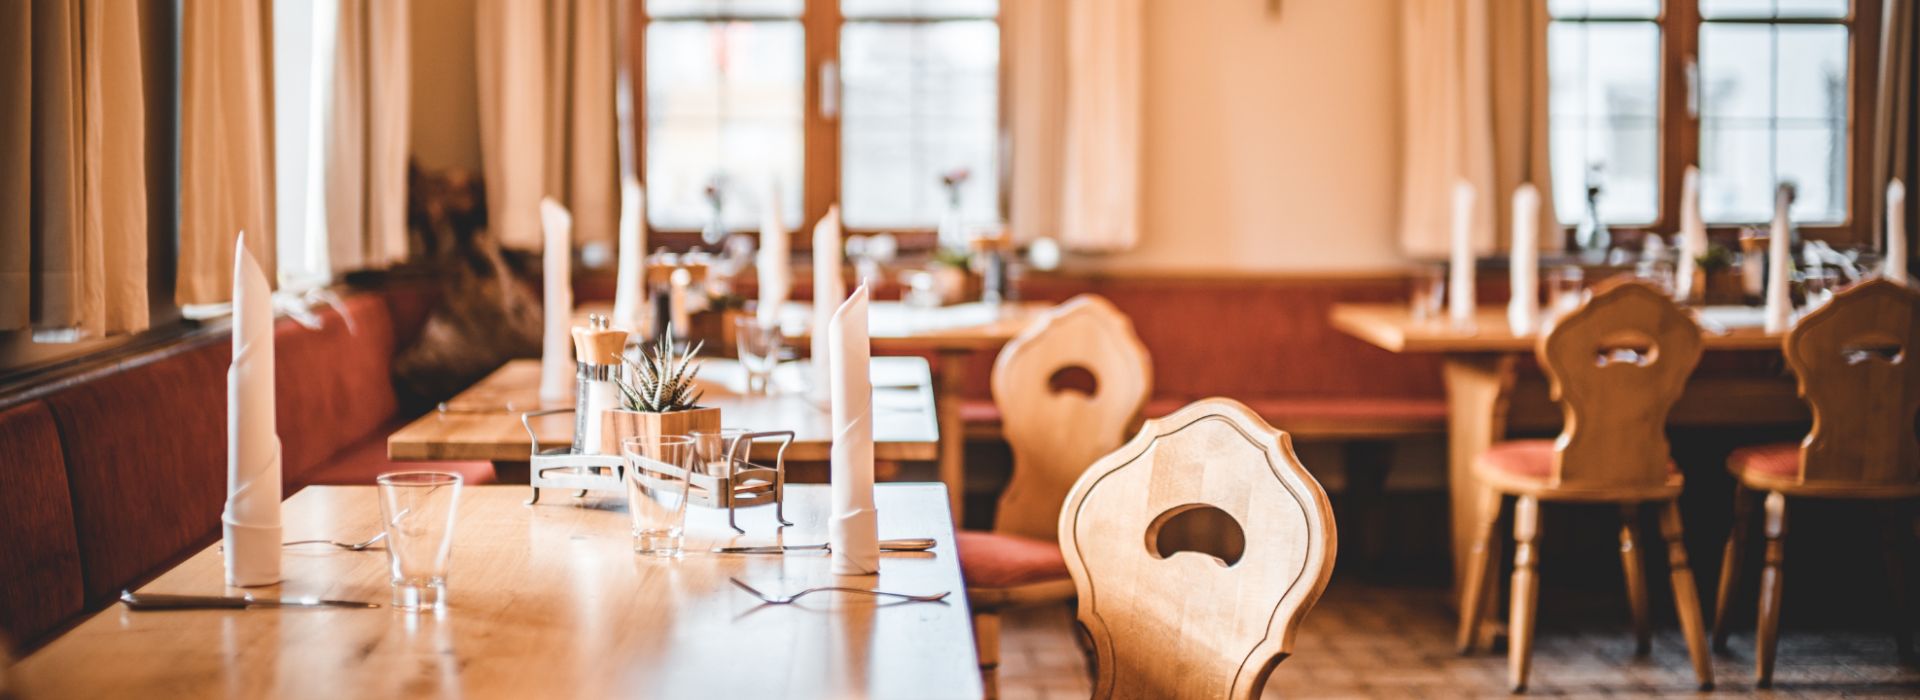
[1700,125,1774,221]
[840,20,999,229]
[1547,0,1660,19]
[1778,127,1846,222]
[645,21,804,231]
[842,0,997,19]
[1548,21,1660,225]
[1699,24,1774,119]
[1701,0,1848,19]
[1699,22,1850,224]
[647,0,802,19]
[1774,25,1848,121]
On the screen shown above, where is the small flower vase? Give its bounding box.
[937,196,967,254]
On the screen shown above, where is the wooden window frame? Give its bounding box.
[626,0,1006,251]
[1556,0,1883,245]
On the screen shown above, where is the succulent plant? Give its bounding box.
[616,325,705,413]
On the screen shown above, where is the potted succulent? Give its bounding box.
[601,326,722,454]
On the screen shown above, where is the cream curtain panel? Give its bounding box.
[0,0,151,336]
[327,0,412,274]
[1398,0,1558,258]
[1006,0,1142,253]
[476,0,619,253]
[181,0,276,306]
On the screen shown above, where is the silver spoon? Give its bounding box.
[728,577,949,605]
[282,532,386,551]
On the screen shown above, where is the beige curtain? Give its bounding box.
[181,0,276,305]
[1,0,150,336]
[1874,0,1914,246]
[326,0,412,273]
[1398,0,1558,258]
[477,0,618,252]
[1006,0,1067,245]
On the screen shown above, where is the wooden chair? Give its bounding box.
[1711,278,1920,687]
[1057,398,1335,699]
[1455,280,1714,692]
[958,294,1151,696]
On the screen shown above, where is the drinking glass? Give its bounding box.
[377,471,464,612]
[1409,265,1445,323]
[624,435,698,557]
[734,316,784,395]
[1802,268,1840,314]
[1546,266,1588,319]
[1635,259,1675,297]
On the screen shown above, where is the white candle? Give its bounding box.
[1677,166,1706,301]
[758,178,791,326]
[1449,180,1478,329]
[810,206,845,406]
[1508,184,1540,336]
[611,177,648,333]
[1890,179,1908,285]
[1764,184,1793,333]
[539,199,574,404]
[669,267,692,333]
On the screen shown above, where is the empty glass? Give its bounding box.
[624,435,698,557]
[377,472,464,612]
[1802,268,1840,313]
[734,316,784,395]
[1409,265,1446,323]
[1547,266,1588,319]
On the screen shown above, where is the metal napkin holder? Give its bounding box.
[521,409,794,533]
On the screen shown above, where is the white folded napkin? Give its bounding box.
[758,179,791,327]
[539,198,574,403]
[1677,166,1707,301]
[1508,184,1540,335]
[224,232,282,587]
[1449,180,1477,328]
[1890,180,1908,285]
[811,206,845,406]
[829,284,879,575]
[1765,185,1792,333]
[611,177,648,333]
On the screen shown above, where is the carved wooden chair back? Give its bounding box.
[991,294,1152,541]
[1783,278,1920,486]
[1537,279,1704,489]
[1058,398,1336,700]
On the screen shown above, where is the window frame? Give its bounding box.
[626,0,1008,249]
[1554,0,1882,245]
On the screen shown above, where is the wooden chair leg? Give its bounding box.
[973,610,1001,699]
[1712,484,1754,652]
[1508,496,1542,693]
[1661,499,1715,690]
[1620,503,1651,656]
[1882,500,1913,661]
[1755,491,1788,689]
[1457,490,1505,654]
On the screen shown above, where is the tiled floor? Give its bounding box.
[997,579,1920,699]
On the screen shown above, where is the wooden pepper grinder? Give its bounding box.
[570,315,630,455]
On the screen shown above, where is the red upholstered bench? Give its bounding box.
[0,401,86,647]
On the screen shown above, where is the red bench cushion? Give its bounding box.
[0,401,85,646]
[1480,439,1677,480]
[956,530,1070,589]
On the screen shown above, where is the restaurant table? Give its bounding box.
[1330,303,1807,595]
[13,483,982,699]
[387,357,939,464]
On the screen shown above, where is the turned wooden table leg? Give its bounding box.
[1441,354,1519,600]
[1457,489,1504,654]
[935,349,969,527]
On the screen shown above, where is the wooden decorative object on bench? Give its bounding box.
[1711,279,1920,687]
[962,294,1151,698]
[1059,398,1336,700]
[1455,280,1713,692]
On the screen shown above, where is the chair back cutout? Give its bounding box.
[1784,278,1920,485]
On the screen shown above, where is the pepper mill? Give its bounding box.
[570,315,630,455]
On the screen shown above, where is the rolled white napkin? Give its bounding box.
[829,284,878,575]
[1764,184,1793,333]
[611,177,648,333]
[1508,184,1540,335]
[1677,166,1707,301]
[1890,180,1908,285]
[539,199,574,403]
[810,206,845,405]
[759,179,791,327]
[224,232,281,587]
[1449,181,1477,329]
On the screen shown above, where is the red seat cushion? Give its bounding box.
[1729,443,1800,478]
[0,401,85,646]
[1480,439,1678,480]
[302,428,497,487]
[956,530,1070,589]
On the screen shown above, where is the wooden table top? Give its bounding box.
[14,484,982,699]
[578,300,1050,352]
[388,357,940,462]
[1329,303,1788,354]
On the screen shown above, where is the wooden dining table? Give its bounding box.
[12,483,982,699]
[1330,303,1808,594]
[387,356,940,464]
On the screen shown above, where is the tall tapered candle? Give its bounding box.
[1890,180,1908,285]
[1449,181,1478,329]
[1676,166,1706,301]
[1764,184,1793,333]
[1508,184,1540,335]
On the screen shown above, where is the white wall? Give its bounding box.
[1081,0,1405,273]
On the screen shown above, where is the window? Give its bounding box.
[1547,0,1882,238]
[636,0,1002,238]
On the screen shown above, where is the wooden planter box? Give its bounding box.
[601,406,723,456]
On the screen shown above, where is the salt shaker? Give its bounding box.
[570,315,630,455]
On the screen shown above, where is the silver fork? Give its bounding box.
[282,532,386,551]
[728,577,949,605]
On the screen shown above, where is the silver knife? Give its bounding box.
[712,538,937,554]
[120,591,381,610]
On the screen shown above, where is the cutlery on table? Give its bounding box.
[727,578,949,605]
[120,591,380,610]
[283,531,387,551]
[711,538,936,554]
